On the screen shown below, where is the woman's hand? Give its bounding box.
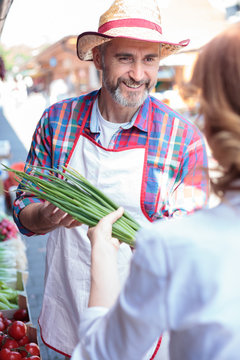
[87,207,124,308]
[87,207,124,251]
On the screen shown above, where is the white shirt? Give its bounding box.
[96,100,128,148]
[71,191,240,360]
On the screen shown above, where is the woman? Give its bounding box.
[71,22,240,360]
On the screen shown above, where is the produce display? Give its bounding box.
[0,164,40,357]
[0,213,28,313]
[0,217,18,242]
[0,311,40,360]
[0,214,28,300]
[4,164,141,247]
[0,214,27,275]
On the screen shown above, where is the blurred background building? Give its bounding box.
[0,0,239,142]
[1,0,239,118]
[22,36,100,105]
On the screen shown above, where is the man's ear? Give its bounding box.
[92,47,102,71]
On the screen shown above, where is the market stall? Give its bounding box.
[0,140,42,359]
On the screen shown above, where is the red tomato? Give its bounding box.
[2,338,18,350]
[7,321,27,340]
[22,357,40,360]
[13,309,28,322]
[3,319,12,328]
[0,320,5,332]
[20,342,40,357]
[18,335,29,346]
[0,332,7,346]
[0,348,22,360]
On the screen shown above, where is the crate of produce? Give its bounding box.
[0,318,41,359]
[0,271,32,325]
[1,294,31,325]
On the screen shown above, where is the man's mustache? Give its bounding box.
[118,78,150,87]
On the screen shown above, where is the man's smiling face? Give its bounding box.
[98,38,161,107]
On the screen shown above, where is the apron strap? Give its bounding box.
[149,336,162,360]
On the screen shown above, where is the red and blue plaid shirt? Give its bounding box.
[13,90,209,235]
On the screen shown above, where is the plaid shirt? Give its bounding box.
[13,90,209,235]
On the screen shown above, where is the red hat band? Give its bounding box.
[98,18,162,35]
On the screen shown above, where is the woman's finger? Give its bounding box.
[87,207,124,245]
[100,207,124,226]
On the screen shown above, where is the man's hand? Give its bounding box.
[19,201,82,234]
[40,201,81,229]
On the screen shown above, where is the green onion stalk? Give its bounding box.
[3,164,141,247]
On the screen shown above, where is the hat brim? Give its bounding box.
[77,30,190,61]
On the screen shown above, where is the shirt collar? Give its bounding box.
[133,96,150,133]
[90,94,150,134]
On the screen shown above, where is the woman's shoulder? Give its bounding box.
[136,201,240,277]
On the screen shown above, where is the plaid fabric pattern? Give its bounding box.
[13,90,209,235]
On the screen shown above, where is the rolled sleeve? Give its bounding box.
[13,194,43,236]
[12,108,52,236]
[78,307,110,340]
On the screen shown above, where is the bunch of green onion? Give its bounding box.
[4,165,140,247]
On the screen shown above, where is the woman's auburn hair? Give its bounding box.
[191,22,240,198]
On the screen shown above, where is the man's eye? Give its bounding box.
[118,57,132,63]
[145,57,155,63]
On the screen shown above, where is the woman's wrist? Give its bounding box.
[89,245,120,307]
[91,241,119,259]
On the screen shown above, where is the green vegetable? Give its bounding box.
[0,301,11,310]
[3,164,141,247]
[0,280,19,309]
[0,268,17,288]
[0,238,27,272]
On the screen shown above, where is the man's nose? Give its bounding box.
[129,61,144,81]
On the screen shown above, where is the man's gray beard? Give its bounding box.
[103,75,150,108]
[113,86,149,107]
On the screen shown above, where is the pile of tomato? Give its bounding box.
[0,311,40,360]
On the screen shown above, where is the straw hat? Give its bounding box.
[77,0,190,61]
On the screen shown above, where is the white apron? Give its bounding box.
[39,124,151,348]
[38,124,164,359]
